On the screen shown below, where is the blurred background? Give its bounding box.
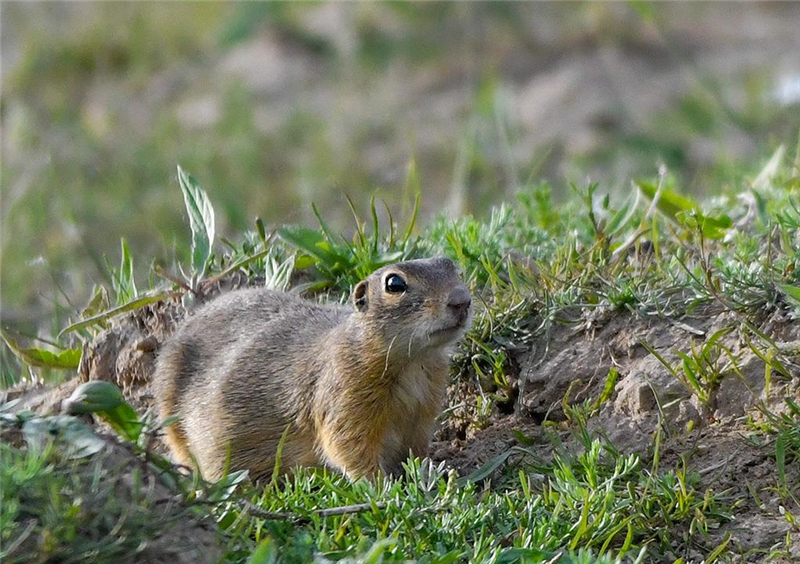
[2,2,800,330]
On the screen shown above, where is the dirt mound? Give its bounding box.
[429,304,800,560]
[4,276,260,416]
[79,298,186,410]
[512,304,800,449]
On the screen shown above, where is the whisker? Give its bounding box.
[381,335,397,379]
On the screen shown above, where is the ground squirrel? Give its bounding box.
[153,257,472,481]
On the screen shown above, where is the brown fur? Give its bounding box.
[153,257,472,481]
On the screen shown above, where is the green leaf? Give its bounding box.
[428,550,464,564]
[703,327,732,354]
[474,73,498,117]
[629,0,657,21]
[59,291,169,337]
[264,256,295,292]
[311,202,341,246]
[704,533,731,564]
[100,403,143,442]
[606,190,640,237]
[375,250,404,265]
[786,397,800,417]
[23,415,106,458]
[569,488,591,550]
[247,538,278,564]
[278,226,341,266]
[207,469,250,502]
[346,194,367,249]
[369,195,380,255]
[63,381,125,413]
[1,330,81,369]
[751,188,769,225]
[201,247,272,289]
[778,284,800,307]
[403,161,421,246]
[293,254,316,270]
[592,367,620,411]
[458,446,539,486]
[638,181,731,238]
[177,165,216,278]
[459,449,515,485]
[255,217,268,245]
[513,429,536,446]
[677,352,707,402]
[360,539,397,564]
[81,285,111,319]
[637,181,698,222]
[63,381,143,442]
[699,214,733,240]
[382,199,395,249]
[495,548,561,564]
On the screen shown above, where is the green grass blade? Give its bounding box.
[704,327,732,353]
[778,283,800,308]
[752,144,785,191]
[402,191,420,247]
[640,340,681,380]
[606,189,641,237]
[678,353,706,402]
[382,199,395,249]
[58,291,171,337]
[704,533,731,564]
[118,237,137,303]
[344,194,367,249]
[592,367,619,412]
[457,446,536,485]
[311,202,340,244]
[776,433,787,490]
[369,195,380,255]
[569,489,591,550]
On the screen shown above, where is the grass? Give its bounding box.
[233,439,728,562]
[641,328,741,406]
[0,399,728,563]
[3,139,800,561]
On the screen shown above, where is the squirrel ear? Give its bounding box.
[353,280,369,312]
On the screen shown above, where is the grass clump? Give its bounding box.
[0,438,217,563]
[278,191,422,293]
[2,400,723,563]
[186,433,728,561]
[641,328,741,405]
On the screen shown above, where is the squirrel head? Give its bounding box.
[351,257,472,356]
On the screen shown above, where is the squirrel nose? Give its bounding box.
[447,287,472,313]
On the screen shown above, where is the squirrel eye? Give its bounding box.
[384,274,407,294]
